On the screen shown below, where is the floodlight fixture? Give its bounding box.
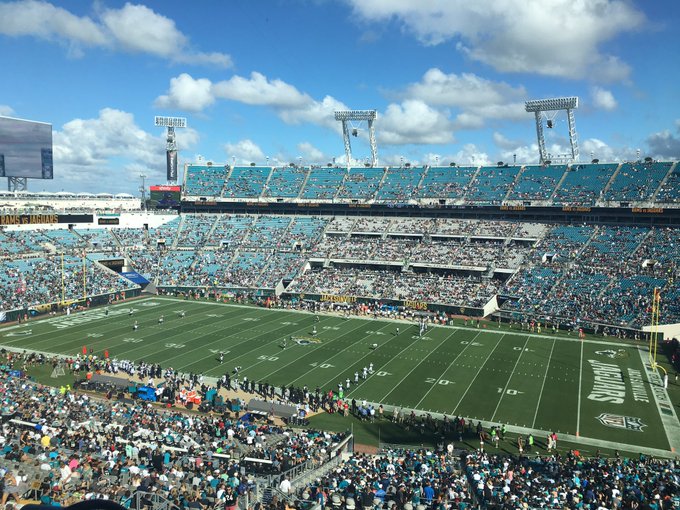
[334,110,377,121]
[154,116,187,182]
[525,96,580,164]
[524,97,578,112]
[335,110,378,167]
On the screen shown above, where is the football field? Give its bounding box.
[2,296,678,456]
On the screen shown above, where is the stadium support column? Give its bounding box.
[340,121,352,170]
[567,108,579,162]
[8,177,27,192]
[368,117,378,168]
[334,110,378,168]
[525,97,579,164]
[533,112,547,164]
[154,116,187,183]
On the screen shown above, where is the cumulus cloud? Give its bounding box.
[492,132,522,150]
[156,73,347,131]
[496,137,640,165]
[395,68,527,130]
[0,105,16,117]
[347,0,644,80]
[0,0,231,66]
[646,121,680,160]
[379,100,454,145]
[591,87,618,111]
[155,74,216,112]
[402,68,526,108]
[297,142,326,163]
[224,139,265,164]
[48,108,197,193]
[386,145,490,167]
[213,72,310,108]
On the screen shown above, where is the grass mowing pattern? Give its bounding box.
[0,296,673,453]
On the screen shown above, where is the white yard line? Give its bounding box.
[532,338,556,428]
[252,319,383,384]
[451,333,506,415]
[150,296,643,348]
[413,330,475,410]
[377,330,459,404]
[576,340,584,437]
[491,335,530,422]
[637,347,680,453]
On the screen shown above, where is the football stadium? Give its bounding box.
[1,2,679,510]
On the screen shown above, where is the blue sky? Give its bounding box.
[0,0,679,193]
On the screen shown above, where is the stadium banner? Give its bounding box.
[98,217,120,225]
[0,288,140,323]
[121,271,150,285]
[0,154,4,177]
[149,185,181,208]
[0,213,93,226]
[167,150,178,181]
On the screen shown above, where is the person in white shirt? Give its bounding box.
[279,476,291,494]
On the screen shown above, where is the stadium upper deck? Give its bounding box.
[183,160,679,206]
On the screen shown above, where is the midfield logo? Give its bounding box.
[596,413,646,432]
[594,349,628,359]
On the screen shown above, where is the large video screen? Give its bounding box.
[0,117,53,179]
[149,185,182,208]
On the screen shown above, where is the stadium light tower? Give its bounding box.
[154,116,187,183]
[334,110,378,168]
[525,97,579,164]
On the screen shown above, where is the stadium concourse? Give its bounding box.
[0,159,679,510]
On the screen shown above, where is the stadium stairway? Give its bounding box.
[259,166,275,199]
[170,216,186,249]
[295,168,313,199]
[502,164,526,202]
[375,166,390,198]
[222,165,236,197]
[600,162,624,200]
[550,166,572,200]
[205,214,221,240]
[414,165,430,195]
[652,161,678,201]
[460,165,483,202]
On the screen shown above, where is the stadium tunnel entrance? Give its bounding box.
[98,257,151,291]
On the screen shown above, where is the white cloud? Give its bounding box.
[646,121,680,160]
[402,68,526,108]
[379,100,454,145]
[156,73,349,132]
[48,108,197,193]
[0,0,231,66]
[278,95,347,131]
[397,68,527,130]
[0,105,16,117]
[297,142,326,163]
[395,145,490,167]
[0,0,107,46]
[213,72,310,108]
[492,132,521,150]
[497,137,640,164]
[591,87,618,111]
[347,0,644,80]
[155,73,215,112]
[224,139,265,164]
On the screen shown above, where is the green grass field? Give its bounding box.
[2,296,678,456]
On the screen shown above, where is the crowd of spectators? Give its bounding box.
[293,449,474,510]
[0,352,347,509]
[287,267,497,308]
[464,449,679,509]
[1,214,678,330]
